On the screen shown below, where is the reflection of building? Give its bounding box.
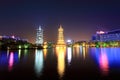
[36,26,43,45]
[99,51,109,75]
[67,47,72,65]
[0,51,19,71]
[43,48,47,59]
[8,52,14,71]
[0,35,28,42]
[92,29,120,41]
[56,25,66,47]
[56,47,66,79]
[34,49,44,77]
[82,47,86,59]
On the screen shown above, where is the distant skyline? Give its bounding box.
[0,0,120,43]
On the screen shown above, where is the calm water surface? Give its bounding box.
[0,47,120,80]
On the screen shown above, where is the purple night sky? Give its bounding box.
[0,0,120,43]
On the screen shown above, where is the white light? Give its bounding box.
[35,50,44,77]
[96,31,105,34]
[67,40,71,43]
[12,35,15,39]
[67,47,72,65]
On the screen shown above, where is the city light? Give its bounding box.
[8,52,14,71]
[43,49,47,59]
[82,47,86,59]
[36,26,43,45]
[24,45,28,49]
[99,52,109,75]
[34,49,44,77]
[18,49,21,59]
[43,42,48,49]
[11,35,15,39]
[56,25,66,48]
[67,40,71,43]
[96,31,105,34]
[67,47,72,65]
[56,47,66,79]
[1,0,120,79]
[19,45,22,49]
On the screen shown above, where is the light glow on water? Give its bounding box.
[82,47,86,59]
[1,47,120,79]
[67,47,72,65]
[34,49,44,77]
[18,49,21,59]
[8,52,14,71]
[99,50,109,75]
[91,48,120,75]
[43,49,47,59]
[56,47,66,79]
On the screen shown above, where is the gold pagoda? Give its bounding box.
[56,25,66,48]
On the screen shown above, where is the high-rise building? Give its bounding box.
[92,29,120,41]
[56,25,66,47]
[36,26,43,45]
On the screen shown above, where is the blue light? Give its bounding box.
[0,51,8,66]
[0,51,19,70]
[90,48,120,67]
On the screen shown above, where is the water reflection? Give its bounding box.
[7,49,9,57]
[82,47,86,59]
[8,52,14,71]
[91,48,120,75]
[24,49,28,56]
[0,51,20,71]
[99,49,109,75]
[73,46,80,58]
[43,49,47,59]
[74,46,88,59]
[80,46,82,54]
[76,46,80,57]
[34,49,44,77]
[56,47,66,79]
[1,47,120,79]
[73,46,88,59]
[18,49,21,59]
[67,47,72,65]
[0,51,8,67]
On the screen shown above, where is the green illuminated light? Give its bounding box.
[24,45,28,49]
[19,45,22,49]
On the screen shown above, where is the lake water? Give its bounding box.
[0,46,120,80]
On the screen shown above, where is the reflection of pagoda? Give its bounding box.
[56,47,66,78]
[56,25,66,47]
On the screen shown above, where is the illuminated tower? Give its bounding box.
[36,26,43,45]
[56,25,66,47]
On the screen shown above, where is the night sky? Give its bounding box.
[0,0,120,43]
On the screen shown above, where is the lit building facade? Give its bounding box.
[92,29,120,41]
[57,25,65,45]
[36,26,43,45]
[0,35,28,42]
